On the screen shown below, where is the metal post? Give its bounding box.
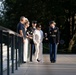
[0,30,3,75]
[21,37,23,63]
[15,35,18,70]
[11,34,15,73]
[7,32,10,75]
[18,37,21,67]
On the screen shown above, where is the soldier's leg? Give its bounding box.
[53,43,57,62]
[49,43,53,62]
[32,43,35,54]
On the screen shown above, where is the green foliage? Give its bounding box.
[0,0,76,52]
[2,0,76,29]
[1,1,75,25]
[69,33,76,53]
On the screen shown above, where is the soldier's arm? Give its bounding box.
[47,27,50,40]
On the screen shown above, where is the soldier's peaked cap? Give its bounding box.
[32,21,37,24]
[49,21,56,25]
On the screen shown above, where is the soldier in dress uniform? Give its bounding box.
[29,21,37,54]
[48,21,60,63]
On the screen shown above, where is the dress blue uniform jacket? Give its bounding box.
[48,27,60,44]
[28,27,36,44]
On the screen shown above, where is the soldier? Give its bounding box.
[27,21,37,62]
[29,21,37,54]
[48,21,59,63]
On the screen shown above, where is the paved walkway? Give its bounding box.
[4,54,76,75]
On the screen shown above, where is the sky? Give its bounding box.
[0,1,4,16]
[0,2,2,9]
[0,0,4,9]
[0,2,2,5]
[0,0,3,2]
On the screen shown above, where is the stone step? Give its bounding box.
[3,48,11,54]
[3,46,11,52]
[3,52,11,61]
[3,49,17,61]
[3,53,18,71]
[2,46,17,71]
[3,59,16,71]
[2,44,19,71]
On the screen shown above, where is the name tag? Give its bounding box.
[54,30,57,32]
[50,35,56,37]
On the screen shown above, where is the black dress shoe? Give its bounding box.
[51,60,53,63]
[51,60,53,62]
[37,59,40,62]
[51,60,56,63]
[53,60,56,63]
[22,61,26,63]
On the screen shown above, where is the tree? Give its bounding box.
[1,0,76,52]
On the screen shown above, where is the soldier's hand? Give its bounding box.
[57,43,59,45]
[45,38,48,40]
[26,35,29,38]
[29,37,32,39]
[34,42,37,45]
[54,30,57,32]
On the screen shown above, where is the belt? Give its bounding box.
[50,35,56,37]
